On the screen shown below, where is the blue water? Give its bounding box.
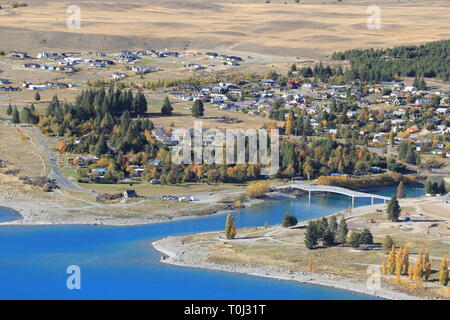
[0,206,21,223]
[0,187,423,300]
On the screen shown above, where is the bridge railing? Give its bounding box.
[284,183,391,200]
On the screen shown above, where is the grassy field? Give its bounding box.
[0,121,49,177]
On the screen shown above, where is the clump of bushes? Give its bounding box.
[19,176,59,192]
[246,181,270,199]
[96,193,123,203]
[11,2,28,9]
[281,213,298,228]
[316,173,419,190]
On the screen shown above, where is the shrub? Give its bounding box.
[246,181,270,199]
[281,213,297,228]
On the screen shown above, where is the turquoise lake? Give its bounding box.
[0,187,423,300]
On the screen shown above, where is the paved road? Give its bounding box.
[25,126,92,193]
[0,117,91,193]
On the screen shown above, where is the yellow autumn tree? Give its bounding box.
[423,248,432,281]
[381,259,388,275]
[285,112,294,136]
[246,181,270,199]
[395,248,404,282]
[403,247,409,275]
[56,140,68,152]
[388,245,396,275]
[408,264,414,280]
[413,249,424,283]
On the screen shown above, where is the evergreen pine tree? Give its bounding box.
[34,91,41,101]
[337,216,348,244]
[94,134,108,156]
[432,181,439,195]
[424,179,433,195]
[281,213,298,228]
[318,217,328,239]
[360,228,373,245]
[323,228,335,247]
[20,107,32,124]
[348,231,361,249]
[386,196,401,222]
[192,99,204,118]
[304,221,319,250]
[46,95,60,116]
[12,106,20,124]
[161,97,174,115]
[6,103,12,116]
[438,180,447,195]
[328,216,338,233]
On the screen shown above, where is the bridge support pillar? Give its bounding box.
[308,191,311,204]
[371,197,374,205]
[352,196,355,208]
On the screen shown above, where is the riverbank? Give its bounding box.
[152,236,418,300]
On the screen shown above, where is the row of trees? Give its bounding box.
[382,244,449,287]
[6,103,39,125]
[278,137,394,180]
[332,40,450,82]
[304,216,349,249]
[161,97,204,118]
[424,179,447,195]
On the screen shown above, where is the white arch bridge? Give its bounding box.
[278,183,391,207]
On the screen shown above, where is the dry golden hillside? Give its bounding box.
[0,0,448,57]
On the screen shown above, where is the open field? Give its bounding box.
[155,196,450,299]
[0,0,448,58]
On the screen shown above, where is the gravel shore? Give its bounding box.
[152,236,420,300]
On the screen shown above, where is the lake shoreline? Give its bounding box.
[152,235,420,301]
[0,183,400,226]
[0,189,265,226]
